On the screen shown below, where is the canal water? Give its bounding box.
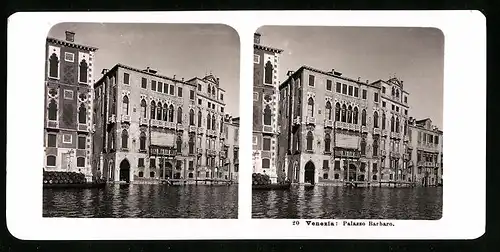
[43,184,238,218]
[252,186,442,219]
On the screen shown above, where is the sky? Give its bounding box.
[48,23,240,117]
[257,26,444,129]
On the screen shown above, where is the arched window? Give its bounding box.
[207,113,211,129]
[335,103,341,121]
[189,109,195,126]
[307,98,314,117]
[325,133,331,152]
[156,102,162,120]
[396,118,400,133]
[122,96,129,115]
[325,102,332,120]
[49,53,59,78]
[48,99,57,121]
[264,105,272,125]
[373,138,379,156]
[374,111,379,128]
[121,129,128,149]
[360,138,366,155]
[404,121,407,135]
[78,103,86,124]
[341,104,347,122]
[140,99,147,118]
[361,109,367,126]
[392,87,395,96]
[79,59,88,83]
[306,131,314,151]
[176,135,182,153]
[372,175,377,180]
[382,113,386,129]
[208,85,211,95]
[189,135,195,154]
[150,101,156,119]
[198,111,202,127]
[347,105,352,123]
[396,89,399,98]
[353,107,359,124]
[391,116,395,132]
[46,155,56,166]
[168,105,174,122]
[264,61,273,84]
[323,173,329,179]
[139,132,146,150]
[334,174,340,179]
[163,104,168,121]
[212,115,216,130]
[177,107,183,124]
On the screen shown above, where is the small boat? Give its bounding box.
[252,183,292,190]
[43,182,107,189]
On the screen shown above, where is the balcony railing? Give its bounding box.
[206,149,217,156]
[108,115,116,124]
[390,132,401,139]
[150,119,160,127]
[361,125,368,133]
[47,120,59,129]
[189,125,197,133]
[354,124,360,131]
[157,120,165,128]
[139,118,148,126]
[293,116,301,126]
[425,161,434,167]
[306,117,316,125]
[334,150,361,158]
[373,128,381,135]
[121,114,131,123]
[197,127,205,135]
[381,129,388,136]
[176,123,184,131]
[77,123,88,132]
[390,152,401,159]
[404,135,410,142]
[417,161,425,167]
[324,119,334,128]
[262,125,273,133]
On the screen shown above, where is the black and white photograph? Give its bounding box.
[252,26,444,220]
[42,23,240,218]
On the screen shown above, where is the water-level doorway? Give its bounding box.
[119,159,130,183]
[304,161,315,185]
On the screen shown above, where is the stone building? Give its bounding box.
[407,117,443,186]
[43,31,98,181]
[277,65,410,185]
[92,63,232,183]
[252,33,283,183]
[222,115,240,182]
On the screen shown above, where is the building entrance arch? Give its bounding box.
[304,161,315,185]
[119,159,130,183]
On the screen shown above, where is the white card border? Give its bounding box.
[6,10,486,240]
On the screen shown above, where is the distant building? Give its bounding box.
[43,31,98,181]
[407,117,443,186]
[222,115,240,182]
[278,65,411,185]
[253,33,284,183]
[92,64,234,183]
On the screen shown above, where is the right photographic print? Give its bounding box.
[252,26,444,220]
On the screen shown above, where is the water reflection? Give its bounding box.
[252,186,442,220]
[43,184,238,218]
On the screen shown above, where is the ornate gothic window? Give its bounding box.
[335,103,341,121]
[162,104,168,121]
[396,118,400,133]
[48,99,57,120]
[139,132,146,150]
[341,104,347,122]
[264,105,272,126]
[382,113,386,129]
[207,113,211,129]
[189,109,195,125]
[306,131,314,151]
[198,111,202,127]
[353,107,359,124]
[78,103,86,124]
[122,96,129,115]
[325,133,331,153]
[168,105,174,122]
[189,135,195,154]
[121,129,128,149]
[156,102,162,120]
[176,135,182,153]
[373,138,379,156]
[361,109,367,126]
[361,138,366,155]
[177,107,183,124]
[49,53,59,78]
[347,105,353,123]
[79,59,88,83]
[212,115,216,130]
[374,111,379,128]
[151,101,156,120]
[391,116,395,132]
[141,99,147,118]
[264,61,273,84]
[325,102,332,120]
[307,98,314,117]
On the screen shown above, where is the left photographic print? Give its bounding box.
[42,23,240,218]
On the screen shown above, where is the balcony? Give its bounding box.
[108,115,116,124]
[403,153,410,160]
[293,116,301,126]
[150,119,160,127]
[404,135,410,142]
[417,161,425,167]
[176,123,184,131]
[381,129,388,137]
[373,128,381,135]
[425,161,433,167]
[189,125,197,133]
[77,123,88,132]
[306,117,316,125]
[324,119,334,128]
[197,127,205,135]
[262,125,273,134]
[361,125,368,133]
[197,148,203,156]
[166,122,176,129]
[219,131,226,139]
[46,120,59,129]
[407,160,414,167]
[206,149,217,156]
[390,132,401,139]
[354,124,361,131]
[334,149,361,158]
[157,120,165,128]
[390,152,401,159]
[121,114,131,123]
[139,118,149,126]
[220,151,226,159]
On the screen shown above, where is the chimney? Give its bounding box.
[287,71,294,77]
[366,80,369,84]
[101,69,108,75]
[181,77,184,82]
[357,77,360,81]
[333,71,342,76]
[173,75,176,79]
[65,31,75,42]
[254,33,261,44]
